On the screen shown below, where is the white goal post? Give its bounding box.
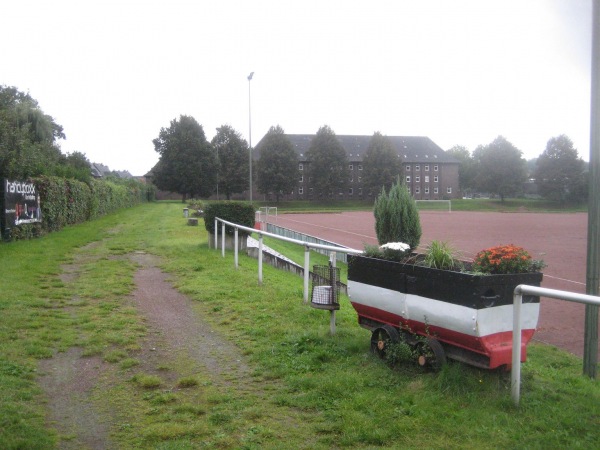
[259,206,278,223]
[415,200,452,213]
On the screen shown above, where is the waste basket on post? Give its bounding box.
[183,208,189,218]
[311,263,340,310]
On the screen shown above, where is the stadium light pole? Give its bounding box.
[247,71,254,203]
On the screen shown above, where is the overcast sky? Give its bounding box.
[2,0,593,176]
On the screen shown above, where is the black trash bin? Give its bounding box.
[311,263,341,310]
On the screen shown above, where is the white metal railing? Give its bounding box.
[213,216,362,303]
[512,285,600,406]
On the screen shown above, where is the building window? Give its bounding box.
[349,164,353,170]
[358,164,363,170]
[425,165,429,171]
[350,175,354,182]
[406,176,411,183]
[309,188,314,195]
[434,165,438,171]
[415,187,420,194]
[434,187,439,194]
[434,176,439,183]
[415,165,420,171]
[425,176,429,183]
[299,175,303,182]
[415,176,420,182]
[447,187,452,194]
[299,187,303,194]
[406,165,411,171]
[358,176,362,182]
[358,188,363,196]
[425,187,429,194]
[349,187,353,195]
[299,163,303,170]
[407,186,411,193]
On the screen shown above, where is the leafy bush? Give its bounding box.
[373,181,421,250]
[203,201,255,236]
[3,175,153,241]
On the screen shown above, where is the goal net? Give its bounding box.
[415,200,451,213]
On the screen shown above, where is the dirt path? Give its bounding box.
[39,251,258,449]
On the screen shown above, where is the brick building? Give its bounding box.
[253,134,460,200]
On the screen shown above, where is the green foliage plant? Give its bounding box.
[373,180,422,250]
[422,240,463,271]
[203,201,255,236]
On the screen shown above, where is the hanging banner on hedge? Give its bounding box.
[3,179,42,226]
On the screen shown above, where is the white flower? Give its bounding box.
[380,242,410,252]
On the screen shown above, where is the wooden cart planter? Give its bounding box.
[347,254,543,370]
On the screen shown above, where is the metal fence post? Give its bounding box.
[214,218,218,249]
[258,233,263,285]
[234,228,239,268]
[303,245,310,303]
[330,251,336,335]
[221,223,225,258]
[511,290,523,406]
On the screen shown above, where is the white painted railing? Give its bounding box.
[213,216,362,302]
[512,285,600,406]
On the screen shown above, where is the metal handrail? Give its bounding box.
[214,217,362,303]
[512,285,600,406]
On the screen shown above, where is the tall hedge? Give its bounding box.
[373,181,421,250]
[204,202,255,236]
[3,175,154,241]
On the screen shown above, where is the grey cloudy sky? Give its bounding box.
[1,0,593,176]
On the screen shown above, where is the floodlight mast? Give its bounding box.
[248,72,254,203]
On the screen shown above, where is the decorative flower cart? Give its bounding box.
[347,254,543,370]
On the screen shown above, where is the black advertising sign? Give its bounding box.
[3,179,42,227]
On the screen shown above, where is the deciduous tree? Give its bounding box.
[472,136,527,201]
[152,115,216,200]
[446,145,476,195]
[534,135,586,203]
[256,125,298,202]
[362,132,400,197]
[306,125,348,199]
[0,85,65,180]
[212,125,248,200]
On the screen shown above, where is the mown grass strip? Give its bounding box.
[0,202,598,449]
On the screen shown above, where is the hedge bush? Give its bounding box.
[2,175,155,241]
[203,202,255,236]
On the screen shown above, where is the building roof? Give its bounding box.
[255,134,459,164]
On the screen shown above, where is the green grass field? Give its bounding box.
[0,202,598,448]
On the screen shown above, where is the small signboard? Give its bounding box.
[2,179,42,230]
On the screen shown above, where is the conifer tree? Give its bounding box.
[374,180,421,250]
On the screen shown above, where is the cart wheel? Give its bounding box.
[370,325,400,360]
[416,337,446,371]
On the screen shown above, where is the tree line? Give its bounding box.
[4,83,583,206]
[447,135,588,203]
[152,118,409,202]
[153,116,588,205]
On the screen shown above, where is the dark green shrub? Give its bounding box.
[373,181,421,250]
[203,202,255,236]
